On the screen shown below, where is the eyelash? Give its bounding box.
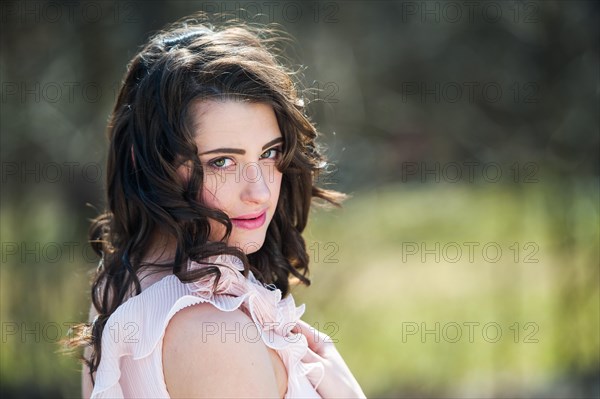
[208,147,282,170]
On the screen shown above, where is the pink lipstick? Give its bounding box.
[231,210,267,230]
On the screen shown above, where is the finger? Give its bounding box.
[292,319,326,351]
[292,319,315,340]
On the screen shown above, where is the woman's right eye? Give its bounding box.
[209,157,234,169]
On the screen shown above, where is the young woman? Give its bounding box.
[74,14,365,399]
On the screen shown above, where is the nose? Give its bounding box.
[240,162,271,205]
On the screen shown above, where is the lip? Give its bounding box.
[231,210,267,230]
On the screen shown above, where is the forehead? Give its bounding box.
[189,100,281,147]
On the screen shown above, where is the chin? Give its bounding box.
[229,233,265,255]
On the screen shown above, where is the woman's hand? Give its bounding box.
[292,319,366,398]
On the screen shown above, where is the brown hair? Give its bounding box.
[69,14,346,384]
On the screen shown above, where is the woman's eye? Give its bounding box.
[209,157,234,169]
[261,147,281,160]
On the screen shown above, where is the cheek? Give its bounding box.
[268,168,283,209]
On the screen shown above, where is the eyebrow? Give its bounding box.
[198,137,284,156]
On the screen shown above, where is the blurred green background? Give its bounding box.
[1,1,598,398]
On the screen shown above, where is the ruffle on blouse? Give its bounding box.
[90,254,324,398]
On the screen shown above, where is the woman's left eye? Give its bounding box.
[261,147,281,160]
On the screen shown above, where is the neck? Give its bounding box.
[136,230,178,291]
[141,230,177,264]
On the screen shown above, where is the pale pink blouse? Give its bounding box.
[90,254,324,398]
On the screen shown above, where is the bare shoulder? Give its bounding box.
[162,302,279,398]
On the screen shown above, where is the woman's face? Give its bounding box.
[185,100,284,254]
